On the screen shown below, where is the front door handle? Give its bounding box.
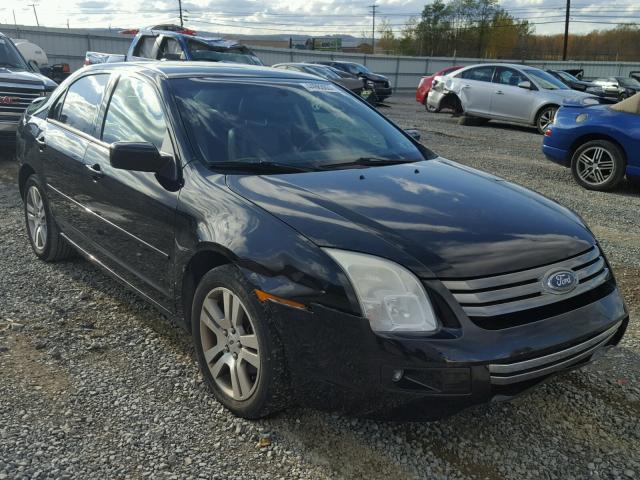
[35,136,46,151]
[495,90,504,95]
[86,163,104,180]
[461,84,471,90]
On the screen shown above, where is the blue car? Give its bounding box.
[543,94,640,191]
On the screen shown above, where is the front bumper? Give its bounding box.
[372,86,392,100]
[0,121,18,146]
[270,285,627,419]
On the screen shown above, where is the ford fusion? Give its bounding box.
[16,63,627,420]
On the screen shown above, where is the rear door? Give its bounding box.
[80,73,180,308]
[490,66,537,122]
[456,66,496,116]
[43,73,111,236]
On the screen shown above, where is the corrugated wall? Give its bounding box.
[3,24,640,91]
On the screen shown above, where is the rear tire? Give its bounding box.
[571,140,626,191]
[23,175,74,262]
[191,265,291,419]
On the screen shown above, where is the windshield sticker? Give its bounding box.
[301,82,340,93]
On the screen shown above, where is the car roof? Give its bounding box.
[138,29,246,48]
[83,61,324,81]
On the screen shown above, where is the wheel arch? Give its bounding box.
[533,103,560,125]
[568,133,628,167]
[179,245,233,333]
[18,164,36,198]
[440,92,463,113]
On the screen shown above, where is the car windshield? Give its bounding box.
[171,78,427,170]
[304,65,341,80]
[0,37,29,70]
[346,63,371,75]
[618,77,640,88]
[556,70,580,82]
[189,42,263,65]
[524,69,569,90]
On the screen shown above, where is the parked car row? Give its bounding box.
[415,62,640,192]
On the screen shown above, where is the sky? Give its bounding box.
[1,0,640,37]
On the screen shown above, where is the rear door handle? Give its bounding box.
[86,163,104,180]
[495,90,504,95]
[461,84,471,90]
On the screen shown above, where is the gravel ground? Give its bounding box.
[1,95,639,480]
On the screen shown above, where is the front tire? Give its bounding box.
[23,175,74,262]
[571,140,626,191]
[191,265,291,419]
[536,105,558,134]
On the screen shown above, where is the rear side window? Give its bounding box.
[158,37,183,60]
[494,67,528,86]
[459,66,495,82]
[102,76,171,153]
[58,74,110,135]
[134,36,156,58]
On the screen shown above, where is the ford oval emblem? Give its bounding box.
[544,269,578,294]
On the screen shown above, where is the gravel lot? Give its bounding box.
[1,94,639,480]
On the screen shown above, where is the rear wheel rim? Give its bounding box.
[576,146,616,186]
[538,108,556,132]
[200,287,261,401]
[26,186,47,251]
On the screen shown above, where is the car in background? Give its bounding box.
[428,63,598,134]
[543,93,640,191]
[272,62,372,99]
[591,76,640,101]
[416,66,462,110]
[0,32,57,145]
[85,28,263,66]
[314,60,392,103]
[12,38,71,83]
[16,61,627,421]
[546,70,597,92]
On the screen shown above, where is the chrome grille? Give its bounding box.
[442,246,610,318]
[489,321,620,385]
[0,86,44,121]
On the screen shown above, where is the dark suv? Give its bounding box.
[315,61,392,103]
[17,62,627,420]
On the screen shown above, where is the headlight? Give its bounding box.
[324,249,438,333]
[576,113,589,123]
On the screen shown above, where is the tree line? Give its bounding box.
[371,0,640,61]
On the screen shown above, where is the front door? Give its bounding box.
[490,67,536,123]
[80,73,180,308]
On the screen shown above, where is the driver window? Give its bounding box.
[102,76,172,154]
[494,67,527,86]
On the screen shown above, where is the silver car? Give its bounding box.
[427,63,596,134]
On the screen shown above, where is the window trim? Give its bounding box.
[48,71,112,138]
[98,72,178,157]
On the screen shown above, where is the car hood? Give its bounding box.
[543,88,594,101]
[334,78,364,91]
[0,67,56,89]
[226,159,595,279]
[364,72,388,82]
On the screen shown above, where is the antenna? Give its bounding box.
[28,3,39,27]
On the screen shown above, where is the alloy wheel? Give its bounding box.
[199,287,261,401]
[575,146,616,186]
[26,186,47,251]
[537,107,556,133]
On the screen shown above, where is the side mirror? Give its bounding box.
[405,129,421,141]
[109,142,171,173]
[28,59,39,72]
[26,96,47,114]
[518,80,533,90]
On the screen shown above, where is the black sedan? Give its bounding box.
[16,62,627,420]
[546,69,597,92]
[314,60,393,103]
[271,62,372,100]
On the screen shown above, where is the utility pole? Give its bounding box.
[28,3,39,27]
[12,9,17,28]
[562,0,570,61]
[369,2,377,54]
[178,0,184,27]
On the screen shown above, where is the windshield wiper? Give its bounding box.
[319,157,416,170]
[208,161,315,173]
